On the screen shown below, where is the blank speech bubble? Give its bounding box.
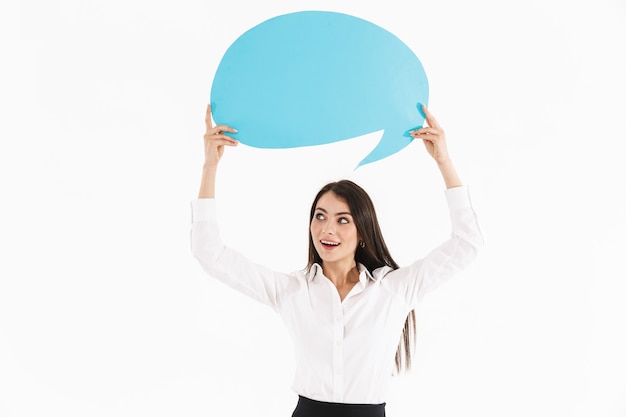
[211,11,429,167]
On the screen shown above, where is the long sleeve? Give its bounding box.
[379,186,484,310]
[190,199,300,311]
[189,190,482,404]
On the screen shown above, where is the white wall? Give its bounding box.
[1,0,625,416]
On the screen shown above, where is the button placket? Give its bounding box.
[332,298,344,401]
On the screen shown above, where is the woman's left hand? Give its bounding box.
[410,105,450,165]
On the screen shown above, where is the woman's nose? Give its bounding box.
[322,223,335,235]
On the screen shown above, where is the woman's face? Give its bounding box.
[310,191,359,267]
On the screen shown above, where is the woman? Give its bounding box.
[191,104,483,416]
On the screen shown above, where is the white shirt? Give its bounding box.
[190,186,483,404]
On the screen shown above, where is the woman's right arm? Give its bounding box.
[198,104,239,198]
[192,105,299,310]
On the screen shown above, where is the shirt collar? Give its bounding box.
[307,263,377,283]
[356,263,376,283]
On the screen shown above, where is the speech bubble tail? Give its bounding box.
[354,129,413,169]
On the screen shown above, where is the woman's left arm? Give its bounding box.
[383,107,483,307]
[410,105,462,189]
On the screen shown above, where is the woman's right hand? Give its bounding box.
[198,104,238,198]
[203,104,238,169]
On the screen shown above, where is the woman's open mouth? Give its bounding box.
[320,239,340,249]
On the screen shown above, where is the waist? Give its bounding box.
[292,396,386,417]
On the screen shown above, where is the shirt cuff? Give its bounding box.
[191,198,217,223]
[444,185,472,210]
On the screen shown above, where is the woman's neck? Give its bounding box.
[322,260,359,287]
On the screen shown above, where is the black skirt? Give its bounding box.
[292,395,386,417]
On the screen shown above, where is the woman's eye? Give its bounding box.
[338,217,349,224]
[315,213,325,220]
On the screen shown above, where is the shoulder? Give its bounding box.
[371,265,396,281]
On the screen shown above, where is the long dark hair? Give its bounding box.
[306,179,416,373]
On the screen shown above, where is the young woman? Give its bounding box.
[191,104,483,417]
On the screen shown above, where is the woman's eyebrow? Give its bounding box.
[315,207,352,216]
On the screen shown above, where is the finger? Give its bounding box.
[410,127,440,137]
[205,104,214,131]
[205,132,239,144]
[213,138,239,146]
[422,105,442,129]
[212,124,238,134]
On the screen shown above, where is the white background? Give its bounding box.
[1,0,625,416]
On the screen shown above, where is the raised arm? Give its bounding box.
[198,104,239,198]
[192,105,299,310]
[382,106,482,306]
[410,105,462,189]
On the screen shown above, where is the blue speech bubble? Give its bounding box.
[210,11,428,167]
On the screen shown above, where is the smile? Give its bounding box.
[320,239,340,247]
